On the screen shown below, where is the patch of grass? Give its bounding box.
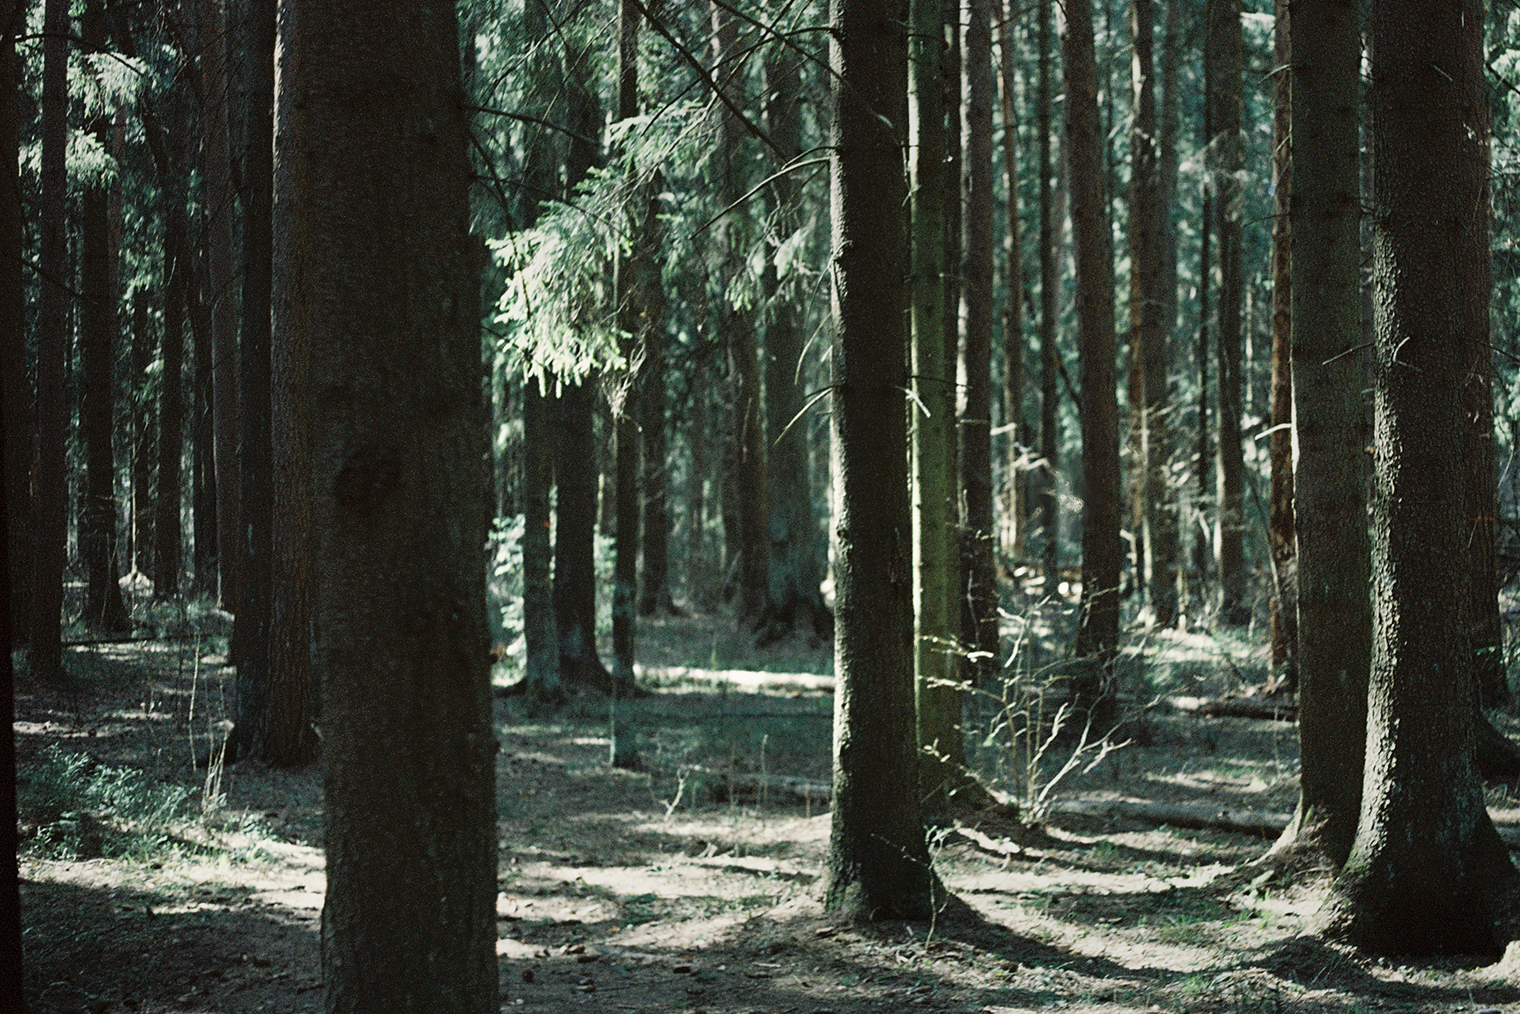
[17,745,199,861]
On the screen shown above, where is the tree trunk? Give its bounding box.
[710,1,768,624]
[1266,0,1296,691]
[79,0,129,633]
[1270,0,1368,872]
[1325,0,1519,954]
[760,47,829,643]
[196,0,240,613]
[522,375,560,700]
[189,255,217,598]
[1,23,27,646]
[910,0,962,817]
[1155,0,1182,621]
[154,134,187,600]
[1036,0,1060,588]
[1208,0,1247,626]
[960,0,999,689]
[823,0,937,922]
[1064,0,1121,719]
[555,378,615,689]
[28,0,70,677]
[275,0,498,1005]
[129,291,154,578]
[995,0,1027,563]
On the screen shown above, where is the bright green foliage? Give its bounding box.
[17,746,196,860]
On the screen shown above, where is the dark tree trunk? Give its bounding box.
[1065,0,1121,719]
[1,22,27,647]
[995,0,1027,563]
[196,0,240,612]
[960,0,998,687]
[1208,0,1247,625]
[611,0,641,690]
[1270,0,1368,872]
[759,47,828,642]
[823,0,936,922]
[79,0,129,634]
[522,375,560,700]
[1036,0,1060,587]
[1325,0,1519,955]
[189,259,217,598]
[28,0,70,677]
[275,0,498,1005]
[128,291,154,578]
[153,81,190,601]
[1266,0,1296,690]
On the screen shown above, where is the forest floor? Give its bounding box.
[17,602,1520,1014]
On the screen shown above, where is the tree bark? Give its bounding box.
[28,0,71,677]
[1036,0,1060,588]
[1266,0,1296,691]
[910,0,962,818]
[823,0,937,922]
[79,0,130,634]
[1324,0,1519,954]
[1064,0,1121,720]
[128,291,154,578]
[1,22,27,646]
[522,375,560,700]
[994,0,1027,563]
[1208,0,1247,626]
[960,0,999,690]
[275,0,498,1005]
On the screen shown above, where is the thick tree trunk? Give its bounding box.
[1,25,27,646]
[1270,0,1367,871]
[28,0,70,677]
[1064,0,1121,720]
[554,378,615,689]
[823,0,936,922]
[1325,0,1519,955]
[275,0,498,1005]
[1266,0,1296,691]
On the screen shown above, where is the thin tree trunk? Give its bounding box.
[1036,0,1060,588]
[154,117,187,601]
[196,0,239,612]
[28,0,70,676]
[1065,0,1121,721]
[960,0,999,689]
[129,291,154,578]
[1155,0,1182,622]
[1266,0,1296,690]
[995,0,1027,563]
[80,0,129,633]
[521,375,560,700]
[1208,0,1247,625]
[189,257,217,598]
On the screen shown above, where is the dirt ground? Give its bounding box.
[16,608,1520,1014]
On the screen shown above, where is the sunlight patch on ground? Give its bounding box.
[636,664,835,692]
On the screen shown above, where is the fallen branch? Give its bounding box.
[701,771,832,806]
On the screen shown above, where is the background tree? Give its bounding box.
[823,0,935,921]
[1064,0,1121,716]
[1,7,22,647]
[27,0,70,677]
[274,0,498,1006]
[1266,0,1295,691]
[1035,0,1060,588]
[1325,0,1518,954]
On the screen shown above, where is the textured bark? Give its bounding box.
[1266,0,1296,690]
[1,25,27,645]
[238,0,307,766]
[196,0,240,612]
[1271,0,1367,872]
[276,0,498,1007]
[554,379,615,689]
[1064,0,1121,717]
[1325,0,1518,955]
[1128,0,1175,629]
[521,376,560,700]
[823,0,936,921]
[960,0,999,690]
[128,292,154,577]
[189,258,217,598]
[154,120,187,600]
[79,0,129,633]
[28,0,70,677]
[1208,0,1247,625]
